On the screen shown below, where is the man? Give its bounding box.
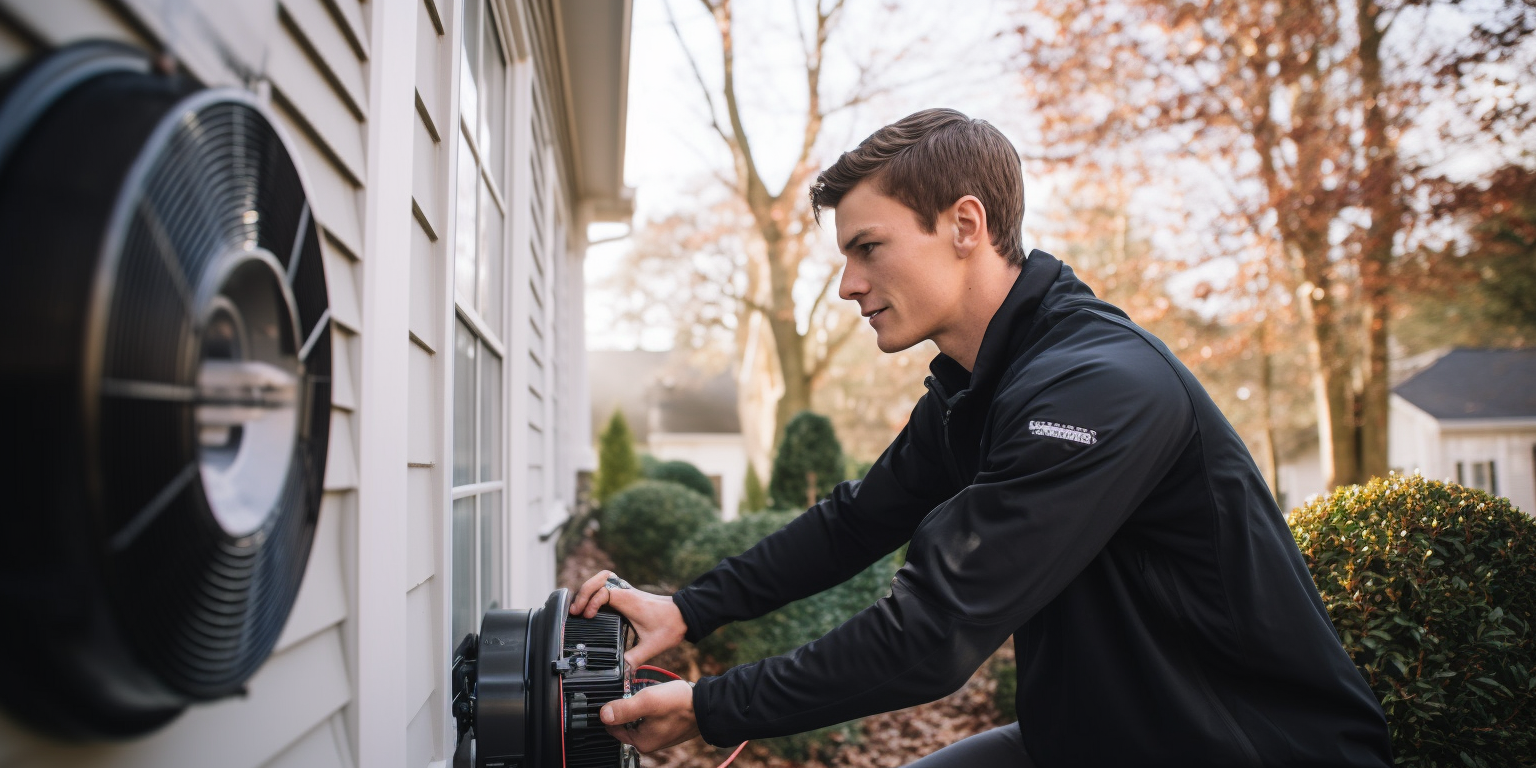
[571,108,1393,766]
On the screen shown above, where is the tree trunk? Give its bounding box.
[1355,0,1397,482]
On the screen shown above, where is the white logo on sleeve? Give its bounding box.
[1029,420,1097,445]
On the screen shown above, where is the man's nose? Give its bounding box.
[838,262,865,301]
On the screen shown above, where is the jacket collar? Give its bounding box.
[928,249,1063,399]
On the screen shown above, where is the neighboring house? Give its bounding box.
[1389,348,1536,514]
[589,350,748,518]
[1277,348,1536,514]
[0,1,630,767]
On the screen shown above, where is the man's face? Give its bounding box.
[835,181,965,353]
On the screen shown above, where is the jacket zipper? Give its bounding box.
[924,376,967,486]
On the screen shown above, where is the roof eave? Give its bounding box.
[554,0,635,225]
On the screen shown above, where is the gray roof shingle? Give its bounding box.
[1393,348,1536,420]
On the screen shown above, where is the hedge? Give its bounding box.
[1290,474,1536,766]
[645,459,717,505]
[595,481,715,587]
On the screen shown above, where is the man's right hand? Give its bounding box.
[569,570,688,668]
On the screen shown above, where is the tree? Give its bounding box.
[740,461,768,514]
[768,410,846,509]
[663,0,956,453]
[594,410,641,505]
[1012,0,1534,489]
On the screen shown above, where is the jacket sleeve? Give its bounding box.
[690,325,1196,746]
[671,393,959,644]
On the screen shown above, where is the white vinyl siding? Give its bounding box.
[0,0,601,765]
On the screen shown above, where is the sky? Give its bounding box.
[585,0,1023,350]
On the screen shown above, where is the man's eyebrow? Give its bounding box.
[841,228,876,252]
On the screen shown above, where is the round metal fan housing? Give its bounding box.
[0,42,331,740]
[453,589,641,768]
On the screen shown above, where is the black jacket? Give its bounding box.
[672,251,1392,767]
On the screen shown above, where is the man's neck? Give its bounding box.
[934,256,1023,372]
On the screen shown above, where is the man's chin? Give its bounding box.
[875,331,922,354]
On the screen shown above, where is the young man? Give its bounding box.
[571,108,1393,766]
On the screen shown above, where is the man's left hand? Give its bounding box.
[602,679,700,753]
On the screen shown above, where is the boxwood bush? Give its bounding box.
[674,510,901,760]
[1290,474,1536,766]
[644,459,717,505]
[595,481,715,587]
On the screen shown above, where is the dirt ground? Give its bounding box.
[557,534,1015,768]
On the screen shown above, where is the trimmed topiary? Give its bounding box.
[645,459,717,506]
[674,510,899,759]
[594,410,641,506]
[1289,474,1536,766]
[595,481,715,587]
[768,411,846,510]
[740,462,767,515]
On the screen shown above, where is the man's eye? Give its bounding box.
[861,242,877,255]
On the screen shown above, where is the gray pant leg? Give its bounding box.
[901,724,1036,768]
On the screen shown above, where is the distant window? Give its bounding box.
[1462,460,1499,497]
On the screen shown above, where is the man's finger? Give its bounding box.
[569,570,615,615]
[600,692,645,725]
[624,631,668,668]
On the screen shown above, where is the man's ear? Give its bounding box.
[951,195,987,258]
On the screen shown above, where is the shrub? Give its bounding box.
[1290,474,1536,766]
[596,481,715,586]
[990,660,1018,723]
[594,410,640,505]
[674,510,899,759]
[740,462,767,514]
[768,411,845,510]
[645,459,717,505]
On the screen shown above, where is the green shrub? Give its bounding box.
[1290,474,1536,766]
[740,462,767,514]
[990,660,1018,723]
[675,510,899,759]
[596,481,715,586]
[594,410,641,505]
[768,411,845,510]
[645,459,717,505]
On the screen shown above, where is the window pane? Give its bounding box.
[482,6,508,191]
[459,0,480,134]
[453,137,479,307]
[451,496,477,643]
[479,490,503,614]
[453,320,476,486]
[479,178,504,333]
[480,345,502,481]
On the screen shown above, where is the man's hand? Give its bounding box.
[602,680,700,753]
[569,570,688,667]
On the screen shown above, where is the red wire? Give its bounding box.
[717,741,749,768]
[635,664,683,680]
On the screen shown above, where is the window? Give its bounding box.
[451,0,513,644]
[1457,460,1499,497]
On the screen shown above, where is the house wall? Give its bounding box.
[1388,394,1443,478]
[1276,445,1326,513]
[648,433,748,519]
[0,0,601,766]
[1437,427,1536,515]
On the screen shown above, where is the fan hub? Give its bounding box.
[195,249,302,537]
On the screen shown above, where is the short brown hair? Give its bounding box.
[810,108,1026,265]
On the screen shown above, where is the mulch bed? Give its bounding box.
[557,534,1016,768]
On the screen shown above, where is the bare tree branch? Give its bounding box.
[664,0,734,150]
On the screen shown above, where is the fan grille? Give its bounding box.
[98,94,331,698]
